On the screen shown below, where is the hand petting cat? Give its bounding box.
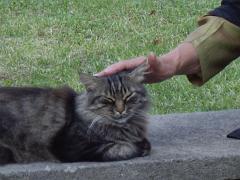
[96,43,200,84]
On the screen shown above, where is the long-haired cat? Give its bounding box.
[0,63,151,164]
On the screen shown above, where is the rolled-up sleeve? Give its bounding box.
[184,8,240,86]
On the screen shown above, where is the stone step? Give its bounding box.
[1,110,240,180]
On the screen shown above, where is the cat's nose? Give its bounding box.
[115,106,125,114]
[115,101,125,114]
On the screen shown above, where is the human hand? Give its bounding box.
[95,53,176,83]
[96,43,200,84]
[95,56,147,77]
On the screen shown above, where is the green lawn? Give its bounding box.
[1,0,240,114]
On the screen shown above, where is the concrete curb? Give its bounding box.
[1,110,240,180]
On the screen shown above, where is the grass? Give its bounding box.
[0,0,240,114]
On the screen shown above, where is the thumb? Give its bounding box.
[147,53,159,68]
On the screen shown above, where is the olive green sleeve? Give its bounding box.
[184,16,240,86]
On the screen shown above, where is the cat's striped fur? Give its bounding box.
[0,63,151,164]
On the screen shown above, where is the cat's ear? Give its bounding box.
[128,60,150,83]
[79,73,101,91]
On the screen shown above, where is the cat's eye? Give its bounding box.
[100,97,115,104]
[124,93,138,103]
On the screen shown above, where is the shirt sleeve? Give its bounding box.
[184,16,240,86]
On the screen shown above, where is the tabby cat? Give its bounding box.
[0,63,151,164]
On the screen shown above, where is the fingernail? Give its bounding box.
[94,73,100,76]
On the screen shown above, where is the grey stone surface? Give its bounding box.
[1,109,240,180]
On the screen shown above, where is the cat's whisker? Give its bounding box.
[87,116,102,135]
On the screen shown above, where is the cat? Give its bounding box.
[0,62,151,165]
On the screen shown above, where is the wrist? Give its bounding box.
[172,43,200,76]
[157,48,180,79]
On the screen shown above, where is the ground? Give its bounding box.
[0,0,240,114]
[1,110,240,180]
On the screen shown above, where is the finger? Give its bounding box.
[123,56,146,69]
[95,62,127,77]
[147,53,158,66]
[143,53,159,84]
[94,71,108,77]
[96,56,146,77]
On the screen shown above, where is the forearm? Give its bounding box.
[159,1,240,85]
[97,0,240,85]
[155,43,200,80]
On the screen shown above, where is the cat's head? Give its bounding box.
[79,62,149,124]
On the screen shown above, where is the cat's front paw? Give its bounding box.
[136,138,151,157]
[101,143,140,161]
[0,146,16,165]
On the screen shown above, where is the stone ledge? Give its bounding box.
[1,110,240,180]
